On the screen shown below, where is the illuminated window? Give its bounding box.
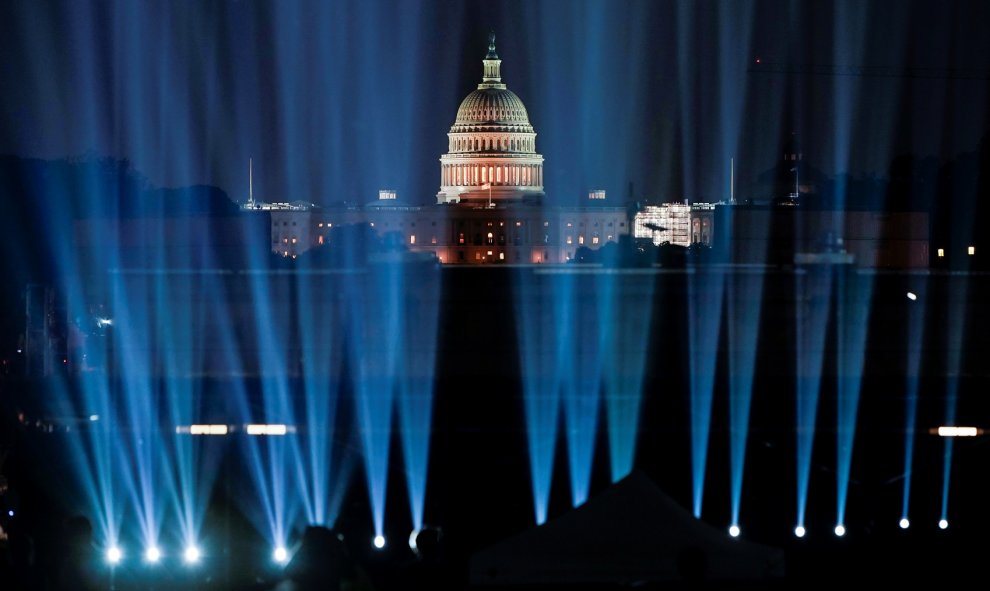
[487,250,493,256]
[431,236,437,245]
[937,248,945,258]
[516,221,522,227]
[318,223,323,228]
[283,251,288,257]
[592,236,599,245]
[318,235,324,245]
[487,232,494,245]
[566,222,573,228]
[499,252,505,260]
[283,238,288,244]
[968,246,976,255]
[291,237,297,244]
[409,235,416,245]
[544,221,549,227]
[578,236,585,245]
[607,235,613,241]
[458,232,465,245]
[566,236,573,245]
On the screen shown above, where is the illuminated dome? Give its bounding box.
[454,88,533,129]
[437,33,544,205]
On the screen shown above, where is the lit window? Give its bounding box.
[544,221,549,227]
[291,237,297,244]
[283,251,288,257]
[458,233,465,245]
[370,222,375,227]
[431,236,437,245]
[516,221,522,227]
[578,236,584,245]
[318,235,324,245]
[968,246,976,255]
[499,252,505,260]
[410,235,416,245]
[592,236,599,245]
[566,236,573,245]
[283,238,288,244]
[566,222,573,228]
[487,250,493,256]
[937,248,945,258]
[607,235,613,241]
[318,223,323,228]
[328,222,332,228]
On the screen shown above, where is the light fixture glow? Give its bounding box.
[906,292,917,301]
[176,424,229,435]
[834,524,846,537]
[145,546,161,563]
[273,546,289,564]
[246,424,288,436]
[935,426,981,437]
[728,525,740,538]
[408,530,420,551]
[899,518,910,529]
[183,545,201,564]
[794,526,806,538]
[373,535,386,549]
[939,519,948,530]
[106,546,123,565]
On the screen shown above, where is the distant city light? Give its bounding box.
[899,518,910,529]
[106,546,123,565]
[183,545,201,564]
[906,292,917,301]
[729,525,740,538]
[834,524,846,537]
[968,246,975,256]
[939,519,949,530]
[273,546,289,564]
[246,424,288,436]
[794,526,806,538]
[145,546,161,563]
[373,535,386,549]
[935,426,981,437]
[176,424,229,435]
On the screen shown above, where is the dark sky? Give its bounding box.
[1,0,989,206]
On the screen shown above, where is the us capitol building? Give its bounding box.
[254,35,715,264]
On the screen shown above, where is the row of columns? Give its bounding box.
[451,136,534,153]
[442,163,543,188]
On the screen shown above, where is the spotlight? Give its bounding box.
[373,535,386,549]
[183,545,201,564]
[899,518,910,529]
[145,546,161,563]
[273,546,289,564]
[408,529,420,551]
[728,525,740,538]
[834,524,846,537]
[939,519,948,530]
[106,546,123,565]
[794,526,806,538]
[906,292,917,301]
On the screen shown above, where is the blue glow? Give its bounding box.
[687,268,725,518]
[727,270,765,527]
[561,277,601,508]
[901,277,927,524]
[603,273,654,483]
[514,268,564,525]
[834,271,873,530]
[396,264,441,531]
[795,267,833,530]
[940,274,967,524]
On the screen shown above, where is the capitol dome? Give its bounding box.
[437,33,544,205]
[454,88,533,129]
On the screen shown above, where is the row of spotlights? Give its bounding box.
[105,545,201,565]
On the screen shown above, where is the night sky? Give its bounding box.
[1,0,989,207]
